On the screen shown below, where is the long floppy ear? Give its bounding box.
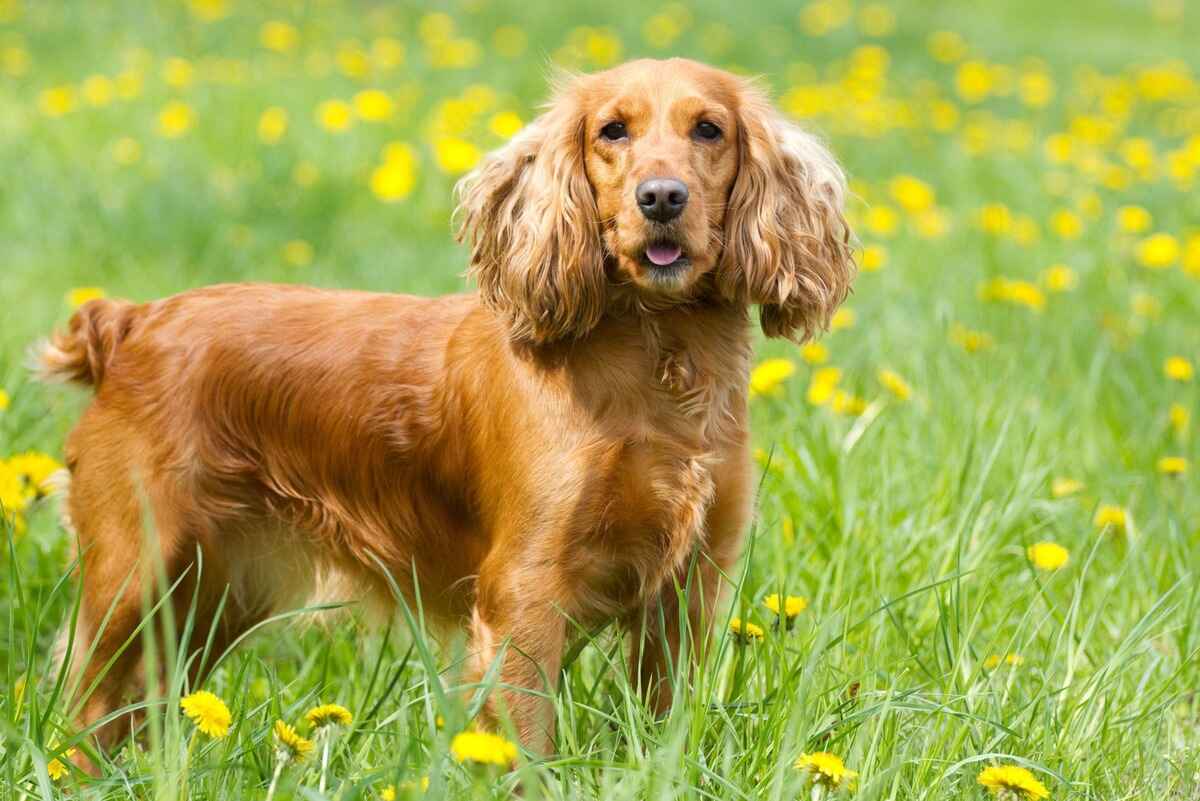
[454,82,606,345]
[717,86,855,340]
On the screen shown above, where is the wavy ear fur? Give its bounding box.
[717,86,855,340]
[455,80,606,345]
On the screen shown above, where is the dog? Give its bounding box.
[38,58,854,756]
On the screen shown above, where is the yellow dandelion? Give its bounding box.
[162,57,194,90]
[978,203,1013,235]
[354,89,394,122]
[832,390,868,417]
[977,765,1049,800]
[1040,264,1077,292]
[8,452,62,497]
[1157,456,1188,476]
[806,367,842,407]
[38,85,75,117]
[67,287,105,308]
[979,278,1045,312]
[46,748,76,782]
[1093,505,1126,531]
[273,720,314,761]
[81,75,114,107]
[1168,403,1189,437]
[1164,356,1193,382]
[927,30,967,63]
[878,369,912,401]
[487,111,523,139]
[188,0,228,22]
[950,324,994,353]
[830,307,855,331]
[888,175,935,213]
[257,107,288,145]
[433,136,481,175]
[1027,542,1069,570]
[1050,477,1084,498]
[861,244,888,272]
[984,653,1025,669]
[762,593,807,620]
[749,358,796,398]
[795,751,857,789]
[1116,205,1152,234]
[1049,209,1082,240]
[305,703,352,729]
[450,731,517,767]
[1137,233,1180,269]
[370,143,418,203]
[0,389,9,412]
[316,100,354,133]
[158,101,195,138]
[800,342,829,365]
[956,60,994,103]
[260,21,299,53]
[728,617,764,643]
[864,205,899,237]
[180,690,232,738]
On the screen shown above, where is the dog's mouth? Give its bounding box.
[641,240,689,271]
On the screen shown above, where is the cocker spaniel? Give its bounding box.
[39,58,854,758]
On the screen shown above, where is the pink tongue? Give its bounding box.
[646,243,682,266]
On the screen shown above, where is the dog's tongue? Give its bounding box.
[646,243,682,266]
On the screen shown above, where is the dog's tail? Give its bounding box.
[35,298,138,389]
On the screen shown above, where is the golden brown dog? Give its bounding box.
[39,58,854,756]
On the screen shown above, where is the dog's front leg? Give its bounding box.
[466,562,565,756]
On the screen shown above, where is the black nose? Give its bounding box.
[636,178,689,222]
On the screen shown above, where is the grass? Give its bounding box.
[1,0,1199,798]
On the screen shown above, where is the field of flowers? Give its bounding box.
[1,0,1198,798]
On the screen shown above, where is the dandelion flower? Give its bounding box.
[762,594,807,629]
[800,342,829,365]
[1168,403,1189,437]
[1116,205,1151,233]
[1164,356,1193,382]
[831,307,856,331]
[1093,505,1126,531]
[46,748,75,781]
[67,287,105,308]
[8,452,63,497]
[950,324,993,353]
[1136,233,1180,269]
[728,617,764,643]
[273,720,313,762]
[861,244,888,272]
[180,690,232,738]
[370,143,418,202]
[1050,477,1084,498]
[0,389,9,411]
[488,111,523,139]
[795,751,857,789]
[832,390,868,417]
[888,175,935,213]
[984,653,1025,669]
[258,107,288,144]
[749,358,795,398]
[1027,542,1069,570]
[1157,456,1187,476]
[806,367,842,406]
[305,703,352,730]
[433,136,481,174]
[878,368,912,400]
[354,89,395,121]
[450,731,517,767]
[316,100,354,133]
[158,101,195,138]
[261,21,299,53]
[977,764,1049,800]
[1040,264,1077,292]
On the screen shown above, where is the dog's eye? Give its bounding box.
[599,121,627,141]
[693,121,722,141]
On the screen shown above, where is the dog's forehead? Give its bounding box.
[585,59,741,111]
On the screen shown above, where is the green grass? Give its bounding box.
[2,0,1199,798]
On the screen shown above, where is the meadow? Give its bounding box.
[2,0,1199,798]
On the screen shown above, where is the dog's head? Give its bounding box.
[456,58,855,344]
